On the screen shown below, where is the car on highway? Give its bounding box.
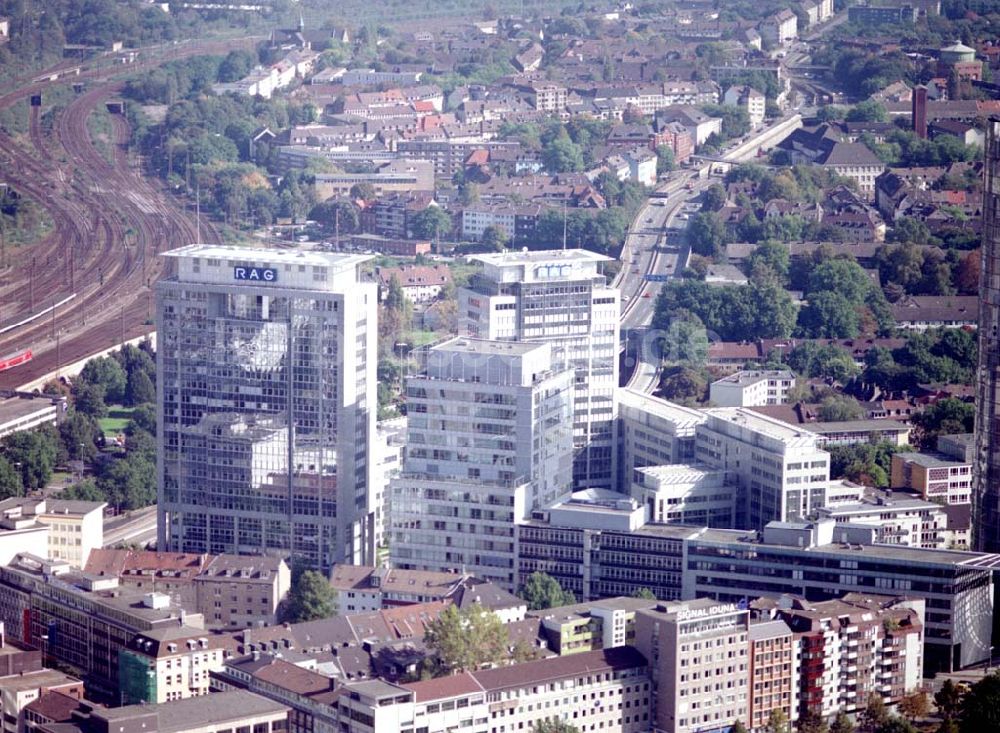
[646,217,653,223]
[643,292,651,298]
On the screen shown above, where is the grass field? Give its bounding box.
[99,406,135,435]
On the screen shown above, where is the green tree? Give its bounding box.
[532,722,580,733]
[656,145,675,176]
[410,206,452,240]
[911,398,975,448]
[58,411,101,462]
[385,275,407,312]
[519,572,576,610]
[80,356,127,404]
[898,691,928,721]
[542,133,584,173]
[731,722,749,733]
[747,240,790,284]
[661,311,710,366]
[126,404,157,438]
[60,479,105,503]
[480,225,510,251]
[959,671,1000,732]
[935,679,963,724]
[631,587,657,600]
[819,395,864,422]
[767,709,791,733]
[285,570,338,623]
[424,604,508,674]
[846,100,889,122]
[830,711,855,733]
[798,710,830,733]
[2,429,58,490]
[660,366,708,405]
[785,343,858,383]
[97,454,156,510]
[73,382,108,419]
[860,693,889,732]
[686,211,728,260]
[349,182,376,201]
[702,183,727,212]
[125,369,156,407]
[0,457,22,500]
[798,291,860,338]
[874,718,915,733]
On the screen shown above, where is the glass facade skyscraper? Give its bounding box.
[156,245,378,570]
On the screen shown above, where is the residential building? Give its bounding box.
[193,554,291,629]
[0,396,61,440]
[118,627,231,704]
[818,143,886,198]
[390,338,574,589]
[0,668,83,733]
[891,295,978,330]
[815,494,949,549]
[656,107,722,147]
[525,81,568,114]
[696,408,831,530]
[631,464,737,528]
[800,0,833,25]
[682,519,997,673]
[723,86,766,129]
[847,3,918,25]
[0,507,50,568]
[460,204,540,243]
[759,594,924,720]
[633,599,750,733]
[460,249,620,489]
[36,690,290,733]
[335,647,651,733]
[760,9,798,45]
[709,370,796,408]
[748,618,796,732]
[156,245,379,571]
[329,565,525,618]
[376,264,452,304]
[312,160,435,199]
[976,117,1000,552]
[84,549,290,630]
[891,435,973,505]
[529,597,657,655]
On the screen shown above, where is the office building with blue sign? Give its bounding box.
[156,245,378,570]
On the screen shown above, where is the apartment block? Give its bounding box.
[633,599,750,733]
[391,338,574,589]
[0,668,83,733]
[460,250,620,489]
[758,594,923,720]
[157,245,379,571]
[529,597,657,656]
[747,619,796,732]
[709,370,795,408]
[118,627,232,704]
[335,647,651,733]
[696,409,831,530]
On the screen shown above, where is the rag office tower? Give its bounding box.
[156,245,378,570]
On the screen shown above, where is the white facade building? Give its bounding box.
[631,464,737,528]
[617,388,707,488]
[460,250,620,490]
[156,245,379,571]
[390,338,574,590]
[723,86,767,129]
[816,494,949,549]
[697,408,831,530]
[709,370,795,408]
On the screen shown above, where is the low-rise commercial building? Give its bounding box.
[0,499,105,569]
[891,434,973,505]
[0,397,61,440]
[709,370,795,408]
[631,464,736,527]
[816,494,949,549]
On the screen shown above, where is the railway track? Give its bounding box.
[0,38,256,389]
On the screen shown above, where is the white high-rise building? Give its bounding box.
[390,337,574,589]
[459,249,620,489]
[697,408,831,531]
[156,245,378,570]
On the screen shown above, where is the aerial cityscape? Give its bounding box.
[0,0,998,731]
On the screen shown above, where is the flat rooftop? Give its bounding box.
[468,248,612,266]
[894,451,966,468]
[805,420,910,434]
[693,526,1000,567]
[0,396,57,424]
[635,463,729,482]
[711,370,794,386]
[619,388,707,425]
[97,690,288,731]
[430,337,547,356]
[704,407,821,442]
[162,243,372,271]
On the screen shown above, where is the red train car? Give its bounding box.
[0,349,33,372]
